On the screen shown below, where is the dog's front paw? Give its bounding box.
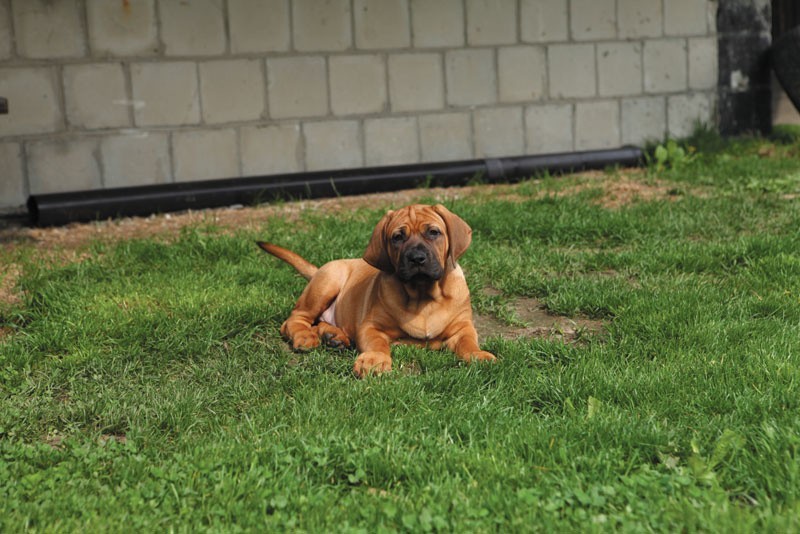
[291,330,320,351]
[353,352,393,377]
[464,350,496,363]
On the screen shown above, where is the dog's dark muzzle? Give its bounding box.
[397,244,443,282]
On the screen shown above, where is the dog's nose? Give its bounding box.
[406,249,427,265]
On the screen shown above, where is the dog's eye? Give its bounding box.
[391,232,405,243]
[427,228,442,238]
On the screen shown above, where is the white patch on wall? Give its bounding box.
[730,70,750,93]
[113,100,146,110]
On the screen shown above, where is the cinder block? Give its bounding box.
[570,0,616,41]
[172,129,239,182]
[303,121,362,171]
[617,0,662,39]
[466,0,517,46]
[521,0,568,43]
[388,53,444,112]
[0,67,62,136]
[498,46,546,103]
[241,123,303,176]
[668,93,713,138]
[410,0,464,48]
[199,59,265,124]
[575,101,620,150]
[445,49,496,106]
[63,63,130,130]
[665,0,708,36]
[365,117,419,166]
[548,44,596,99]
[525,104,573,154]
[597,42,642,97]
[159,0,226,56]
[293,0,351,52]
[86,0,158,56]
[267,57,328,120]
[688,37,717,90]
[621,96,666,145]
[0,143,25,210]
[131,62,200,127]
[28,138,102,195]
[228,0,290,53]
[0,2,12,60]
[643,39,688,93]
[12,0,85,58]
[354,0,410,50]
[101,132,171,188]
[330,55,387,115]
[474,107,524,158]
[418,113,472,162]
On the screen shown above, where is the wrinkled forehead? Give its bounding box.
[388,205,445,231]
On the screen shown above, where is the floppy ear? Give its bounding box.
[363,210,395,273]
[433,204,472,265]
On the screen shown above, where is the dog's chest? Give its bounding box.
[398,302,448,340]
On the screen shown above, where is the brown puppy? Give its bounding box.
[258,204,495,377]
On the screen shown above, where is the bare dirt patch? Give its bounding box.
[474,297,605,343]
[536,170,684,209]
[590,176,680,209]
[485,170,698,209]
[0,264,22,307]
[99,434,128,445]
[0,326,14,340]
[43,433,66,450]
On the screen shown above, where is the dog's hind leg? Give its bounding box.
[315,321,352,349]
[281,265,346,351]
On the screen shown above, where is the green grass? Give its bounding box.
[2,133,800,531]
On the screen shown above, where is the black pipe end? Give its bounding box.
[26,196,39,227]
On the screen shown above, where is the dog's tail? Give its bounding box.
[256,241,319,280]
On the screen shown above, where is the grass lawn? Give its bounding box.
[2,130,800,531]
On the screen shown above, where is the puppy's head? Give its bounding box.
[363,204,472,283]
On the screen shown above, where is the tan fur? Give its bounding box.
[259,204,496,377]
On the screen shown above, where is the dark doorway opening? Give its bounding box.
[772,0,800,38]
[771,0,800,125]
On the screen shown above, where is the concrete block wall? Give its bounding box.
[0,0,719,213]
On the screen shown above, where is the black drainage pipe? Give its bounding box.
[27,146,642,227]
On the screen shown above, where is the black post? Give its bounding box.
[717,0,772,135]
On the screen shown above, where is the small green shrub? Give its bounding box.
[649,139,696,173]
